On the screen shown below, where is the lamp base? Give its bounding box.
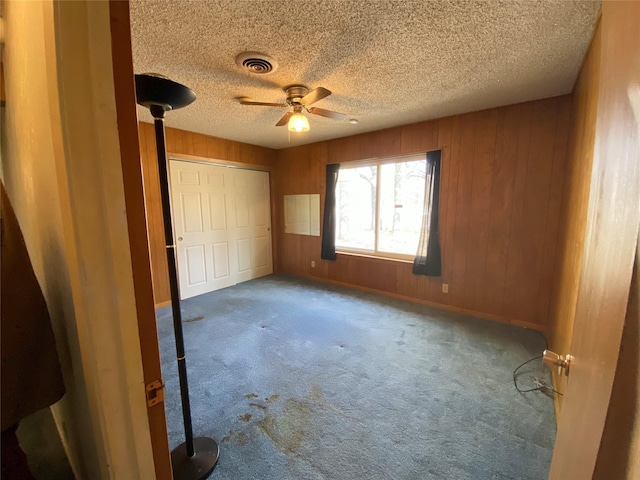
[171,437,219,480]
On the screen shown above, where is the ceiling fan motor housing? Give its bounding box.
[285,85,309,104]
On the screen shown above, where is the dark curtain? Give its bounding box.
[412,150,442,276]
[321,163,340,260]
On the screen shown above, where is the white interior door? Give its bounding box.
[169,160,273,299]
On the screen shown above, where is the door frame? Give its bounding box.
[110,1,639,478]
[109,2,172,478]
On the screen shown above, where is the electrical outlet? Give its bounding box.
[442,284,449,293]
[311,260,316,268]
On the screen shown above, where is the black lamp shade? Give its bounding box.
[135,73,196,111]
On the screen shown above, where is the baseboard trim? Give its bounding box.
[153,272,549,333]
[293,272,549,335]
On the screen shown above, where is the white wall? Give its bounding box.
[3,1,155,478]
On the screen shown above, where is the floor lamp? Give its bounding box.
[134,73,219,480]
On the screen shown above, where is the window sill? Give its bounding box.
[336,250,414,265]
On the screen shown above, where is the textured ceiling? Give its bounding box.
[130,0,600,150]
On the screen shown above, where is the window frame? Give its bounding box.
[335,154,427,262]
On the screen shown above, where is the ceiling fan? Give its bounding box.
[236,85,346,130]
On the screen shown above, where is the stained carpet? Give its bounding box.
[156,274,555,480]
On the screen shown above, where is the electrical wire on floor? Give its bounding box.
[513,355,563,396]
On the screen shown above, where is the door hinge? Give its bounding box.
[146,379,165,407]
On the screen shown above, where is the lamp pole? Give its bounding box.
[134,73,219,480]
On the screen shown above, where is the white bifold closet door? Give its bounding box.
[169,160,273,300]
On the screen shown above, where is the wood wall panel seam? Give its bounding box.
[502,102,533,319]
[537,97,572,327]
[478,108,503,314]
[444,115,462,295]
[466,109,498,312]
[519,98,560,324]
[454,113,477,309]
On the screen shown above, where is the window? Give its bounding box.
[335,155,426,259]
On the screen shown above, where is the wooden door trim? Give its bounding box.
[168,152,273,172]
[109,2,172,478]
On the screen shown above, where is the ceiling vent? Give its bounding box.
[235,52,278,75]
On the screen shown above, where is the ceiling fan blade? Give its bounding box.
[308,107,346,121]
[275,112,293,127]
[299,87,331,106]
[237,96,287,107]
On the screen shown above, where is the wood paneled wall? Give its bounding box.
[274,96,572,330]
[138,122,277,305]
[548,21,601,406]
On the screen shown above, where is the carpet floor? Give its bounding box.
[156,274,556,480]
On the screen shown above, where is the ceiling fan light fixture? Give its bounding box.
[288,112,310,132]
[238,84,345,130]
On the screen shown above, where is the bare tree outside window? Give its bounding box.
[335,156,426,258]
